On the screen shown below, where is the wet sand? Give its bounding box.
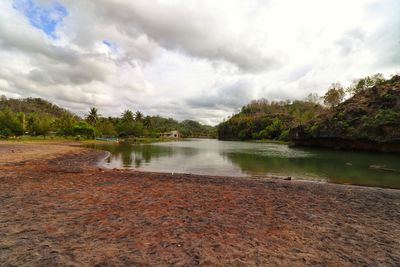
[0,142,399,266]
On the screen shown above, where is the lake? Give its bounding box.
[86,139,400,189]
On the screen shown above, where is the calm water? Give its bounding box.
[87,139,400,189]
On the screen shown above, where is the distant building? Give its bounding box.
[160,130,180,138]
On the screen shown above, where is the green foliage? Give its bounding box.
[334,120,350,131]
[294,74,400,144]
[279,129,290,141]
[73,121,95,139]
[135,111,143,122]
[86,107,99,126]
[121,110,135,123]
[0,109,24,137]
[0,97,72,117]
[178,120,216,138]
[361,110,400,130]
[0,98,217,140]
[147,116,180,132]
[117,121,144,137]
[259,119,284,139]
[237,130,247,141]
[27,113,53,136]
[217,100,324,141]
[143,116,152,128]
[347,73,386,95]
[0,127,12,137]
[116,110,145,137]
[372,110,400,125]
[305,123,319,136]
[54,113,76,136]
[96,118,117,137]
[323,83,345,108]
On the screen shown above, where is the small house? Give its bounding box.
[160,130,180,138]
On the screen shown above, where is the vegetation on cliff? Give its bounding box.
[217,73,400,149]
[217,99,325,141]
[290,75,400,151]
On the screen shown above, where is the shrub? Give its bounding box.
[73,121,95,139]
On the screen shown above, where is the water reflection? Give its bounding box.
[98,143,187,168]
[86,139,400,188]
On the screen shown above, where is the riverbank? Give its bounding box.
[0,142,399,266]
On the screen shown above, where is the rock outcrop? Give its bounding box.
[290,75,400,152]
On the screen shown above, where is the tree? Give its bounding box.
[347,73,386,96]
[259,119,284,139]
[54,113,76,136]
[304,93,320,104]
[143,116,152,128]
[323,83,345,108]
[27,113,52,136]
[73,121,95,139]
[16,112,26,132]
[135,111,143,122]
[121,110,134,123]
[116,121,144,137]
[117,110,142,137]
[96,118,117,137]
[0,109,24,136]
[86,107,99,126]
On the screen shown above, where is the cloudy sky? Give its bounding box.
[0,0,399,124]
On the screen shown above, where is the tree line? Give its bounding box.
[0,72,393,140]
[0,98,216,139]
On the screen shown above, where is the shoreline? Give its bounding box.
[100,166,400,193]
[0,141,399,266]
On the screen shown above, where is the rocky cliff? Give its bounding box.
[290,75,400,152]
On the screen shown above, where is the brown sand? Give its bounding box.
[0,142,399,266]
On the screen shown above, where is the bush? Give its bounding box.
[73,121,95,139]
[238,130,249,141]
[261,119,284,139]
[0,109,24,136]
[279,129,290,141]
[0,128,12,138]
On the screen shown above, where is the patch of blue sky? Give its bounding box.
[13,0,68,39]
[103,40,118,51]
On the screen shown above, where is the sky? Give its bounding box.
[0,0,399,125]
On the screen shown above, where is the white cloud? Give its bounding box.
[0,0,399,125]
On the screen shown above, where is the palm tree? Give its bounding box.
[86,107,99,125]
[135,111,143,122]
[143,116,152,128]
[121,110,134,123]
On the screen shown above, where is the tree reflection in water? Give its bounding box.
[85,139,400,189]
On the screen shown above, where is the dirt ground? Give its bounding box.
[0,141,82,164]
[0,142,399,266]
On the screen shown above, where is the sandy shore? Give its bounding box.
[0,142,399,266]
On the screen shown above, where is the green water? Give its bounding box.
[87,139,400,189]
